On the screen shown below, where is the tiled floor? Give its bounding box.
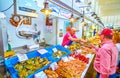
[85,57,97,78]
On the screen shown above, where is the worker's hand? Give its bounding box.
[81,39,87,43]
[78,38,87,43]
[77,38,81,42]
[89,44,96,49]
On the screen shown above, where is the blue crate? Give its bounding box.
[47,45,71,61]
[27,63,51,78]
[26,56,55,78]
[48,45,70,54]
[26,55,54,78]
[5,50,52,78]
[47,55,61,63]
[5,45,71,78]
[8,67,19,78]
[5,50,41,66]
[36,48,52,58]
[27,50,41,58]
[47,56,55,61]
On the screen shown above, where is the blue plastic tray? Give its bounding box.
[49,45,70,54]
[36,48,52,58]
[48,45,71,62]
[5,50,53,78]
[5,45,71,78]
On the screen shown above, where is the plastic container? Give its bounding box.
[36,48,52,58]
[5,50,52,78]
[48,45,71,62]
[5,45,71,78]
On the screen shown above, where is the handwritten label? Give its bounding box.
[52,48,58,53]
[37,49,48,55]
[50,62,58,71]
[68,56,75,60]
[64,45,68,48]
[76,50,82,54]
[62,56,69,62]
[17,54,28,62]
[34,71,47,78]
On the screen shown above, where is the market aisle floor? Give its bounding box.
[85,57,97,78]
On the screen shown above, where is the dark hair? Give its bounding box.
[104,35,112,39]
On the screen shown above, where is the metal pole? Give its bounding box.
[56,17,58,45]
[0,13,8,75]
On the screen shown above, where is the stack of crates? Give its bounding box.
[5,45,70,78]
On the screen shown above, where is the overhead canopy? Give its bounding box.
[96,0,120,28]
[98,0,120,16]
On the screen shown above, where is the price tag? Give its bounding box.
[68,56,75,60]
[64,45,68,48]
[62,56,69,62]
[17,54,28,62]
[50,62,58,71]
[37,49,48,55]
[34,71,47,78]
[76,50,82,54]
[52,48,58,53]
[86,54,92,58]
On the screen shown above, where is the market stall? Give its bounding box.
[1,0,120,77]
[5,42,96,78]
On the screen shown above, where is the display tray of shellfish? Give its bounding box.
[5,45,71,78]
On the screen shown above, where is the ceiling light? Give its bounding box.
[70,14,75,23]
[40,1,52,16]
[82,21,88,26]
[69,0,75,23]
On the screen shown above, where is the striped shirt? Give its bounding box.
[94,40,118,78]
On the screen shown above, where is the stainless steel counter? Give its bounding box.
[12,43,53,55]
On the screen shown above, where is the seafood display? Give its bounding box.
[55,59,86,78]
[67,43,81,52]
[70,52,89,64]
[6,44,95,78]
[14,57,50,78]
[44,68,59,78]
[52,50,66,59]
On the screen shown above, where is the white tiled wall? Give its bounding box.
[0,0,46,48]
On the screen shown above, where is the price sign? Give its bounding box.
[76,50,82,54]
[50,62,58,71]
[34,71,47,78]
[62,56,69,62]
[17,54,28,62]
[52,48,58,53]
[68,56,75,60]
[64,45,68,48]
[37,49,48,55]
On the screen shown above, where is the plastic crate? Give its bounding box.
[27,56,55,78]
[49,45,70,54]
[5,45,71,78]
[36,48,52,58]
[5,50,53,78]
[5,50,41,66]
[27,64,50,78]
[48,45,71,62]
